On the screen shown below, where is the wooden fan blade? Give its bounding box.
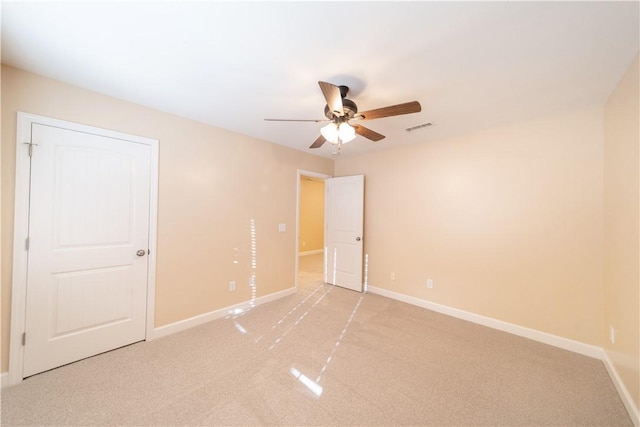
[310,135,326,149]
[318,81,344,117]
[264,118,328,122]
[357,101,421,120]
[353,124,385,142]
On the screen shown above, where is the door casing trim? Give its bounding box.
[9,112,159,386]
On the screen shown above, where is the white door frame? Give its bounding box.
[9,112,159,386]
[295,169,331,289]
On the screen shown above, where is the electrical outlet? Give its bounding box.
[229,281,236,292]
[427,279,434,289]
[610,326,615,344]
[390,272,396,280]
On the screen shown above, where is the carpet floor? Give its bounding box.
[1,254,633,426]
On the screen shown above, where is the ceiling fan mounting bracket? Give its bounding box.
[338,85,349,98]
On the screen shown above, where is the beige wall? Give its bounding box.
[299,178,324,252]
[1,65,334,372]
[336,107,605,346]
[603,55,640,411]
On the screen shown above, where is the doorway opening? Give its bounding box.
[296,170,330,292]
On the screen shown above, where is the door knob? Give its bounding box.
[136,250,146,257]
[356,237,361,241]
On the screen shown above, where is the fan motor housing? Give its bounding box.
[324,98,358,119]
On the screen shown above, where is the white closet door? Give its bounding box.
[23,123,151,377]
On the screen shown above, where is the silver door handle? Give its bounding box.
[356,237,361,241]
[136,250,146,257]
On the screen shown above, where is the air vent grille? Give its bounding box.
[406,122,433,132]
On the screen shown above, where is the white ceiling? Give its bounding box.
[2,1,638,159]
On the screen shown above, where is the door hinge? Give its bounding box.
[25,236,30,250]
[22,332,26,346]
[23,142,38,157]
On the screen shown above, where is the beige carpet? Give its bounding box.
[1,253,632,426]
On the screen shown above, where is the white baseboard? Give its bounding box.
[1,372,8,389]
[298,249,323,256]
[602,350,640,426]
[152,287,297,340]
[366,286,602,358]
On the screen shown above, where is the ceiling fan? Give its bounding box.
[265,81,422,153]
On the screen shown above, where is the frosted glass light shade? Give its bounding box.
[320,123,339,143]
[321,122,356,145]
[338,123,356,143]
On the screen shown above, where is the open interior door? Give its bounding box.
[324,175,364,292]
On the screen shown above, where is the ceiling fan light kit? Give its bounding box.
[265,81,422,153]
[320,122,356,145]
